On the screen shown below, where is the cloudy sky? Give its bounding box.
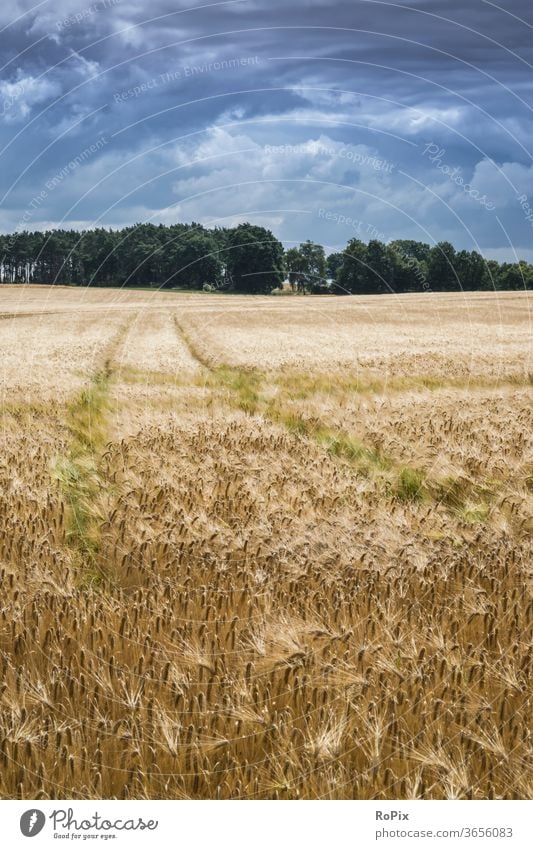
[1,0,533,259]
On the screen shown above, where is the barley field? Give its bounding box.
[0,286,531,800]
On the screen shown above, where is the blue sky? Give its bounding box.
[1,0,533,260]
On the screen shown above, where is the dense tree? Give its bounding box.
[80,229,119,286]
[427,241,458,291]
[336,239,394,294]
[326,252,344,281]
[0,224,227,290]
[285,241,327,293]
[161,230,222,289]
[389,240,430,292]
[365,240,394,293]
[389,239,431,264]
[336,238,367,294]
[517,260,533,289]
[485,259,502,288]
[497,260,532,290]
[0,224,531,293]
[389,247,428,293]
[225,223,285,294]
[456,250,489,291]
[285,247,303,291]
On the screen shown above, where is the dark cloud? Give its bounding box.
[1,0,533,258]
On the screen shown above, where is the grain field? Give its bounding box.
[0,286,531,800]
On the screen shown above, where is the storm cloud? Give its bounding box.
[1,0,533,259]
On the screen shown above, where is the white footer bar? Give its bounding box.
[1,800,531,849]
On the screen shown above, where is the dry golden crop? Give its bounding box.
[0,285,531,800]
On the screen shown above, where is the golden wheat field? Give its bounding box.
[0,285,532,800]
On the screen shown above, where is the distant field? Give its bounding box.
[0,286,531,799]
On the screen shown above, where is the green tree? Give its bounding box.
[162,230,222,289]
[389,239,431,264]
[225,223,285,293]
[285,241,327,293]
[453,250,489,291]
[326,252,344,281]
[497,261,532,290]
[336,239,394,294]
[0,223,528,294]
[285,246,304,291]
[389,247,426,293]
[336,239,367,294]
[427,241,458,291]
[365,240,394,293]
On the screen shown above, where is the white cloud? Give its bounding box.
[69,50,100,79]
[470,158,533,207]
[0,74,61,123]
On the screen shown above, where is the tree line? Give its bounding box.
[0,222,531,293]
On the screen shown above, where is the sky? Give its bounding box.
[1,0,533,260]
